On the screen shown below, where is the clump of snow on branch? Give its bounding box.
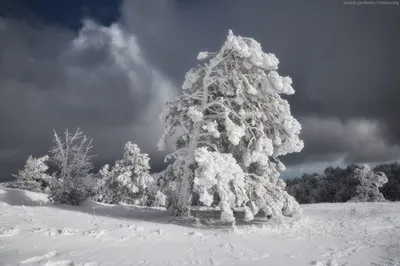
[187,106,204,123]
[225,115,246,146]
[194,148,248,222]
[202,121,220,138]
[95,142,154,205]
[158,30,304,221]
[349,164,388,202]
[197,51,209,61]
[12,155,52,193]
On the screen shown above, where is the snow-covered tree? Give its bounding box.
[349,164,388,202]
[147,180,168,207]
[48,128,95,205]
[149,164,176,208]
[12,155,52,193]
[158,30,304,221]
[95,142,153,205]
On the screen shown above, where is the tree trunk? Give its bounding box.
[172,166,193,217]
[172,68,211,218]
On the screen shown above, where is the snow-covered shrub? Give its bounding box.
[48,177,89,206]
[147,164,177,208]
[158,30,303,221]
[147,180,168,207]
[48,128,95,205]
[12,155,52,193]
[94,142,153,205]
[349,164,388,202]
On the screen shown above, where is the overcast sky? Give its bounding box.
[1,0,399,181]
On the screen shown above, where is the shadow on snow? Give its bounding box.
[0,187,273,230]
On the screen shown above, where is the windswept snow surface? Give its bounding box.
[0,188,399,266]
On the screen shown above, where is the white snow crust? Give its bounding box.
[1,187,399,266]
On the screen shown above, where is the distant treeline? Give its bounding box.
[286,162,400,203]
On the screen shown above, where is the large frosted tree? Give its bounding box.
[158,30,304,221]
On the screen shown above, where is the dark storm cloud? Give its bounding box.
[0,16,176,180]
[1,0,399,180]
[120,0,400,169]
[283,117,400,165]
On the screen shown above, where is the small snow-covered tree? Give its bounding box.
[158,30,304,221]
[48,128,95,205]
[12,155,52,193]
[350,164,388,202]
[148,164,176,208]
[95,142,153,205]
[147,180,168,207]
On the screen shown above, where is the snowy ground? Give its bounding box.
[0,187,399,266]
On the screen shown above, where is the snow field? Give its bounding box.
[0,188,399,266]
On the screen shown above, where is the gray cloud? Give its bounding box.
[119,1,400,169]
[284,117,400,165]
[283,156,347,179]
[0,16,176,179]
[282,116,400,177]
[1,0,399,180]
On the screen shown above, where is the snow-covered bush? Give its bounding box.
[48,128,95,205]
[158,30,303,221]
[147,180,168,207]
[147,164,177,208]
[48,178,89,206]
[12,155,52,193]
[94,142,154,205]
[349,164,388,202]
